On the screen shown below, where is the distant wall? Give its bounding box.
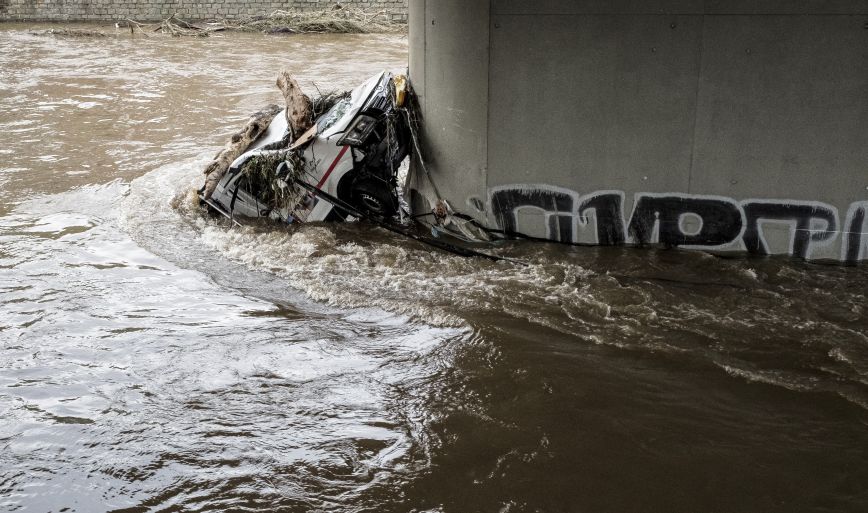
[0,0,408,22]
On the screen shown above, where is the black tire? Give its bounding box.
[351,178,398,218]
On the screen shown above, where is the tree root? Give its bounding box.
[201,105,282,200]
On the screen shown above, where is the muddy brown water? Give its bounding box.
[1,24,868,513]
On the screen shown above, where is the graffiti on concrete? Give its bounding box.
[487,184,866,262]
[844,202,868,262]
[627,194,745,249]
[740,200,838,260]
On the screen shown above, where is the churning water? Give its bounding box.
[1,25,867,513]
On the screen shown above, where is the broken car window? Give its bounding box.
[316,98,351,133]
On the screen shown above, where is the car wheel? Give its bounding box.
[351,178,398,218]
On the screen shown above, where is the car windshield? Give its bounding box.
[317,98,352,132]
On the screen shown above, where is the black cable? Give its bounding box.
[292,179,523,264]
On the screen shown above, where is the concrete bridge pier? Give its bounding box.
[407,0,868,262]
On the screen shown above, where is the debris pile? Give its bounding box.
[201,104,282,201]
[197,69,412,225]
[32,6,403,39]
[199,69,350,207]
[226,6,404,34]
[194,71,520,263]
[157,13,212,37]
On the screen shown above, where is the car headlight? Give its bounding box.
[337,114,378,147]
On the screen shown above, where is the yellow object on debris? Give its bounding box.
[393,75,408,107]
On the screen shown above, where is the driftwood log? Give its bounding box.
[200,71,314,201]
[201,104,281,200]
[276,70,313,138]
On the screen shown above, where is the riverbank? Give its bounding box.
[6,7,406,37]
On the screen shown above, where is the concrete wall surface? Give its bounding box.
[409,0,868,262]
[0,0,408,22]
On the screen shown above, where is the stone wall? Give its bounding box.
[0,0,407,23]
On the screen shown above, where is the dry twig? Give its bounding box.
[158,13,210,37]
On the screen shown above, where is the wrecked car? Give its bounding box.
[199,71,410,224]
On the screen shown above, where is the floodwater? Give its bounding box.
[1,24,867,513]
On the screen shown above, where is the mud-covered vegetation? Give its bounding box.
[31,7,403,39]
[241,151,306,210]
[226,7,404,34]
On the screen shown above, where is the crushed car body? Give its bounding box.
[199,71,410,225]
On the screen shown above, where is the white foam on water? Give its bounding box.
[718,364,817,392]
[115,160,720,358]
[112,159,868,416]
[829,347,853,364]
